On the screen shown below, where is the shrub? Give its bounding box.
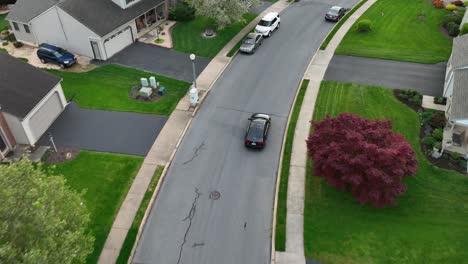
[452,0,464,6]
[2,41,7,46]
[447,22,461,36]
[451,151,461,159]
[400,94,409,100]
[0,0,16,5]
[433,96,447,105]
[443,14,462,26]
[13,41,23,48]
[421,110,435,126]
[459,160,467,169]
[0,30,8,35]
[307,113,418,208]
[446,4,457,10]
[432,128,444,141]
[434,141,443,150]
[430,111,446,128]
[357,19,372,32]
[422,136,436,148]
[464,1,468,6]
[433,0,445,8]
[409,94,423,106]
[461,23,468,35]
[168,2,195,22]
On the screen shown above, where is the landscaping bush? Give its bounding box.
[432,128,444,141]
[461,23,468,35]
[434,141,442,150]
[430,111,446,128]
[0,30,8,35]
[168,2,195,22]
[433,96,447,105]
[433,0,445,8]
[409,94,423,106]
[459,160,467,169]
[452,0,464,6]
[442,13,462,26]
[464,1,468,6]
[446,4,457,10]
[447,22,461,36]
[421,110,435,126]
[356,19,372,32]
[0,0,16,5]
[13,41,23,48]
[450,151,461,159]
[2,41,7,46]
[422,136,436,148]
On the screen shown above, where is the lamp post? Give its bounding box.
[189,54,199,106]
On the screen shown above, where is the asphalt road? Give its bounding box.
[324,55,447,96]
[133,1,358,263]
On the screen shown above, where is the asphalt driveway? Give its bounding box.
[133,0,359,263]
[250,0,273,14]
[104,42,211,82]
[324,55,447,96]
[38,103,167,156]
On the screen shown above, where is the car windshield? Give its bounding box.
[243,38,255,44]
[258,19,272,27]
[328,8,339,15]
[54,48,67,57]
[247,121,265,141]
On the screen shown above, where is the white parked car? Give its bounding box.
[255,12,280,37]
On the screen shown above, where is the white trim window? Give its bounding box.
[12,22,19,31]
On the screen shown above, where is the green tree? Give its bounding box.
[185,0,260,28]
[0,159,94,264]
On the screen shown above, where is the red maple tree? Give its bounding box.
[307,113,418,208]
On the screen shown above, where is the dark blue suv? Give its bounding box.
[37,43,76,68]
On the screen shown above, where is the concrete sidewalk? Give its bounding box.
[275,1,378,264]
[98,1,292,263]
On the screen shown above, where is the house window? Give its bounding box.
[12,22,19,31]
[24,24,30,33]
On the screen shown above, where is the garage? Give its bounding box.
[28,91,65,142]
[104,27,133,59]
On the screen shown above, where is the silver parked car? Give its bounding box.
[240,33,263,54]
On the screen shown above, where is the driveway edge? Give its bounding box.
[273,0,378,263]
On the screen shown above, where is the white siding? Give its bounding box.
[3,112,29,145]
[31,7,67,48]
[22,83,67,144]
[10,21,36,45]
[56,7,101,58]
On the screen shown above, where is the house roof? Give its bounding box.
[450,69,468,120]
[58,0,165,37]
[0,53,61,119]
[6,0,60,23]
[451,34,468,69]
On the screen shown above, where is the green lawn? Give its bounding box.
[116,166,164,264]
[172,13,258,58]
[275,79,309,251]
[0,14,8,31]
[44,151,143,264]
[50,65,190,115]
[336,0,452,63]
[304,81,468,263]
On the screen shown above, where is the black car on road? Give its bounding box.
[245,113,271,149]
[325,6,347,22]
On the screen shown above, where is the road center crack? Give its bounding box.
[176,188,202,264]
[183,142,206,165]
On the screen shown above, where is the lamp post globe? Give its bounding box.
[190,54,196,61]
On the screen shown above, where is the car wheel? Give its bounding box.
[40,58,46,64]
[277,22,280,29]
[268,31,272,37]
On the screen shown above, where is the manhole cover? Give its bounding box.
[209,191,221,200]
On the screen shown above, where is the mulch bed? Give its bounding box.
[42,147,80,164]
[438,25,454,40]
[394,90,467,174]
[129,85,164,102]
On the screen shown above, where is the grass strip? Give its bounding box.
[320,0,368,50]
[116,166,165,264]
[275,79,310,251]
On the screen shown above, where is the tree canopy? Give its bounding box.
[307,113,418,208]
[0,159,94,263]
[186,0,260,28]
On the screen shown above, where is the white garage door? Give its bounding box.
[104,27,133,58]
[29,92,64,142]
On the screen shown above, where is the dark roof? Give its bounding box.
[6,0,60,23]
[59,0,165,36]
[0,53,61,118]
[451,69,468,120]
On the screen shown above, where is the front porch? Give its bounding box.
[443,121,468,156]
[135,2,168,38]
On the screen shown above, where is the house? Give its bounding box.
[6,0,179,60]
[442,34,468,155]
[0,52,67,161]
